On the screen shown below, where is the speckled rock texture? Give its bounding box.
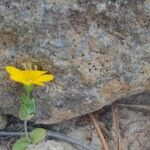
[0,0,150,124]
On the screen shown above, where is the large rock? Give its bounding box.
[0,0,149,124]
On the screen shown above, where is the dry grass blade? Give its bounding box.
[112,104,123,150]
[89,113,109,150]
[117,103,150,111]
[99,122,115,143]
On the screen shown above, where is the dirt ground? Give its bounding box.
[0,92,149,150]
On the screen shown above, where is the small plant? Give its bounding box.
[6,65,54,150]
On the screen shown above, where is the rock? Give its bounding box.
[27,140,76,150]
[0,145,8,150]
[0,114,7,130]
[110,106,150,150]
[0,0,149,124]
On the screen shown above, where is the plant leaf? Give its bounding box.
[12,137,31,150]
[30,128,47,144]
[19,104,34,121]
[21,94,36,114]
[26,98,36,114]
[21,93,30,104]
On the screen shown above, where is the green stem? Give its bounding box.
[24,121,31,142]
[27,92,30,99]
[24,85,34,96]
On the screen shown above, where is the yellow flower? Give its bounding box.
[6,66,54,86]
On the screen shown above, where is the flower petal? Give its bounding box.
[9,75,26,84]
[6,66,21,75]
[6,66,25,83]
[6,66,54,86]
[22,70,47,80]
[33,74,54,85]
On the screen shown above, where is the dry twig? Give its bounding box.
[98,122,113,141]
[89,113,109,150]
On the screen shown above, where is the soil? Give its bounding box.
[0,92,149,150]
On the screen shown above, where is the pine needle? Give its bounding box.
[112,104,123,150]
[89,113,109,150]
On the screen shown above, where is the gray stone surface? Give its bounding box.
[0,0,150,124]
